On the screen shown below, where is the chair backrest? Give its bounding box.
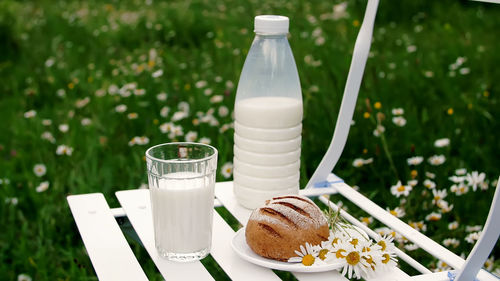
[455,176,500,281]
[306,0,500,279]
[305,0,379,189]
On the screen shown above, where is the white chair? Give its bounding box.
[305,0,500,280]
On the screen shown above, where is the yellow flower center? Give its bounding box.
[350,238,359,246]
[378,240,387,251]
[382,253,390,264]
[362,246,371,252]
[302,254,315,266]
[318,249,329,260]
[410,170,418,178]
[331,237,339,246]
[397,185,406,192]
[346,251,360,266]
[363,255,376,270]
[390,210,397,216]
[336,249,346,258]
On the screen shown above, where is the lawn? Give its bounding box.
[1,0,499,280]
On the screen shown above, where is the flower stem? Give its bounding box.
[379,131,399,180]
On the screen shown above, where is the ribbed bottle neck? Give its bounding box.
[254,33,288,38]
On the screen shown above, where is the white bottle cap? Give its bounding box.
[254,15,289,34]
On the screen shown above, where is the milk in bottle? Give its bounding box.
[233,15,302,209]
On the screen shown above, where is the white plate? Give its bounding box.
[231,228,344,273]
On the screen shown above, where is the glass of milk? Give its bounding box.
[145,142,218,262]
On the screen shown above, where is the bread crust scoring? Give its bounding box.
[245,195,329,261]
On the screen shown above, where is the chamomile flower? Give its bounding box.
[17,274,32,281]
[434,138,450,147]
[360,216,373,226]
[373,125,385,137]
[33,164,47,177]
[115,104,127,113]
[428,155,446,166]
[24,110,37,118]
[199,137,211,145]
[288,242,319,266]
[423,179,436,189]
[408,179,418,187]
[127,112,138,120]
[390,181,412,197]
[407,156,424,165]
[392,116,407,127]
[465,232,481,244]
[218,105,229,117]
[81,118,92,126]
[437,200,453,213]
[56,145,73,156]
[171,111,188,122]
[409,221,427,232]
[386,207,405,218]
[466,225,482,232]
[36,181,50,193]
[159,122,174,133]
[221,162,233,178]
[353,158,364,168]
[380,250,398,270]
[404,243,419,251]
[58,124,69,133]
[436,260,451,272]
[432,189,447,205]
[466,171,486,191]
[338,243,370,279]
[184,131,198,142]
[443,238,460,248]
[160,106,170,118]
[448,221,459,230]
[450,182,468,195]
[156,92,167,101]
[425,212,442,221]
[484,256,494,271]
[391,108,404,115]
[210,95,223,103]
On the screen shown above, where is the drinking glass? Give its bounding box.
[146,142,218,262]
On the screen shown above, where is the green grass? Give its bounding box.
[1,0,499,279]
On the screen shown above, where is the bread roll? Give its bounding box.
[245,195,329,261]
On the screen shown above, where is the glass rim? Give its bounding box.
[145,142,218,164]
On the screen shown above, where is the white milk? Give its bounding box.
[234,182,299,209]
[234,121,302,141]
[233,170,300,190]
[234,96,302,209]
[150,172,214,255]
[234,157,300,178]
[234,145,300,166]
[235,96,302,129]
[234,134,301,153]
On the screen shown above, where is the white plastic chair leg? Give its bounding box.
[306,0,379,189]
[454,176,500,281]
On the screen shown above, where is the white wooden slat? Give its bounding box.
[409,272,450,281]
[115,190,214,281]
[67,193,148,281]
[211,211,281,280]
[214,181,253,224]
[331,181,498,281]
[214,182,350,281]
